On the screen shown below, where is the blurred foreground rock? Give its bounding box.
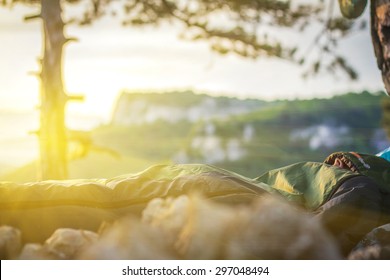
[81,194,341,259]
[348,223,390,260]
[1,195,342,259]
[0,225,22,259]
[19,228,98,260]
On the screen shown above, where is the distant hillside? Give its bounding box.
[111,90,266,125]
[2,90,390,182]
[172,91,390,175]
[98,90,390,177]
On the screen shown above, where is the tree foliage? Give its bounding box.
[2,0,367,79]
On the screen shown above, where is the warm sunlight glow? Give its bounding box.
[0,4,386,176]
[2,0,390,265]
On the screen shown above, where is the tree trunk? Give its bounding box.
[371,0,390,95]
[38,0,68,180]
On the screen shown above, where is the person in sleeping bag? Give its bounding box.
[0,151,389,257]
[316,152,390,255]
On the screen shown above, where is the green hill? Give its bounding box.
[2,90,389,182]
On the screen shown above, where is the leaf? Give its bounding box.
[313,61,321,73]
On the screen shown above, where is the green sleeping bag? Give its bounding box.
[0,163,358,243]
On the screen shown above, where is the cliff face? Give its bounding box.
[111,91,264,125]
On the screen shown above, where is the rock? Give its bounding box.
[143,194,341,259]
[226,196,341,259]
[0,225,22,259]
[79,216,178,260]
[142,195,239,259]
[19,243,48,260]
[348,223,390,260]
[82,194,341,259]
[20,228,98,260]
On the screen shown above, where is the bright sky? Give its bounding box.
[0,3,385,126]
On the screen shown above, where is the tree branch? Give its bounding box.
[24,13,41,21]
